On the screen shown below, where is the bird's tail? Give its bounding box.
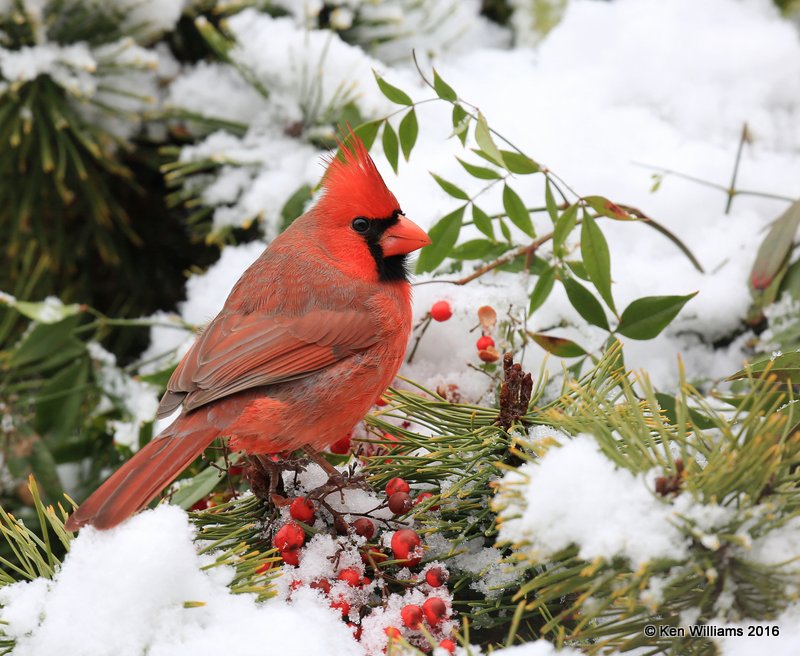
[65,420,219,532]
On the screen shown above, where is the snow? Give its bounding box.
[495,433,689,567]
[489,642,583,656]
[0,505,361,656]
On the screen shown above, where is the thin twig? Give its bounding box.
[725,122,749,215]
[414,226,568,287]
[406,314,432,363]
[411,50,580,200]
[634,161,794,204]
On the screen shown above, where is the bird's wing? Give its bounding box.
[156,308,379,418]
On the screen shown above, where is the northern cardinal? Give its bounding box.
[65,135,430,531]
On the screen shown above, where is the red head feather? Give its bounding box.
[316,135,400,219]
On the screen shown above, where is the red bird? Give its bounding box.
[65,136,430,531]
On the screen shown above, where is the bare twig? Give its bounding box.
[725,123,749,215]
[406,314,432,363]
[633,161,793,204]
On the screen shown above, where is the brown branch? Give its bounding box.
[495,353,533,430]
[414,222,576,287]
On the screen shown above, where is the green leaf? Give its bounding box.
[475,112,504,166]
[655,392,717,430]
[581,213,615,312]
[500,150,540,175]
[780,257,800,301]
[553,203,578,257]
[172,460,226,510]
[452,105,469,145]
[34,359,90,440]
[398,110,418,161]
[750,199,800,291]
[616,293,697,340]
[457,158,501,180]
[279,184,312,232]
[416,206,466,273]
[373,71,413,105]
[382,121,399,174]
[354,120,382,151]
[583,195,632,220]
[472,204,495,240]
[10,315,83,368]
[566,259,590,281]
[2,297,83,323]
[431,173,469,200]
[562,278,610,330]
[529,267,556,315]
[30,440,63,501]
[450,239,506,260]
[727,351,800,383]
[530,332,586,358]
[545,179,558,223]
[502,184,535,237]
[433,69,457,101]
[499,219,512,243]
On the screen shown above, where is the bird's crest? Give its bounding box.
[317,132,400,219]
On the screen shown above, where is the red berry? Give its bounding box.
[476,335,495,350]
[289,497,316,523]
[280,548,300,566]
[330,433,352,454]
[381,433,400,463]
[348,623,362,640]
[352,518,375,539]
[425,566,448,588]
[273,522,305,550]
[400,604,423,629]
[227,464,244,476]
[337,568,361,587]
[255,562,273,575]
[310,578,331,594]
[414,492,440,511]
[439,639,456,653]
[391,529,422,566]
[385,626,401,640]
[331,599,350,618]
[360,576,371,587]
[189,498,209,511]
[388,491,413,515]
[376,395,388,407]
[430,300,452,322]
[422,597,447,626]
[385,477,410,497]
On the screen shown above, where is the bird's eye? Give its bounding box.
[351,218,370,233]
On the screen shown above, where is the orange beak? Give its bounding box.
[380,215,431,257]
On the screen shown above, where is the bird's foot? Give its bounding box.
[244,454,308,505]
[306,470,371,504]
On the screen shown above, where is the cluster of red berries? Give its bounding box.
[266,475,456,654]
